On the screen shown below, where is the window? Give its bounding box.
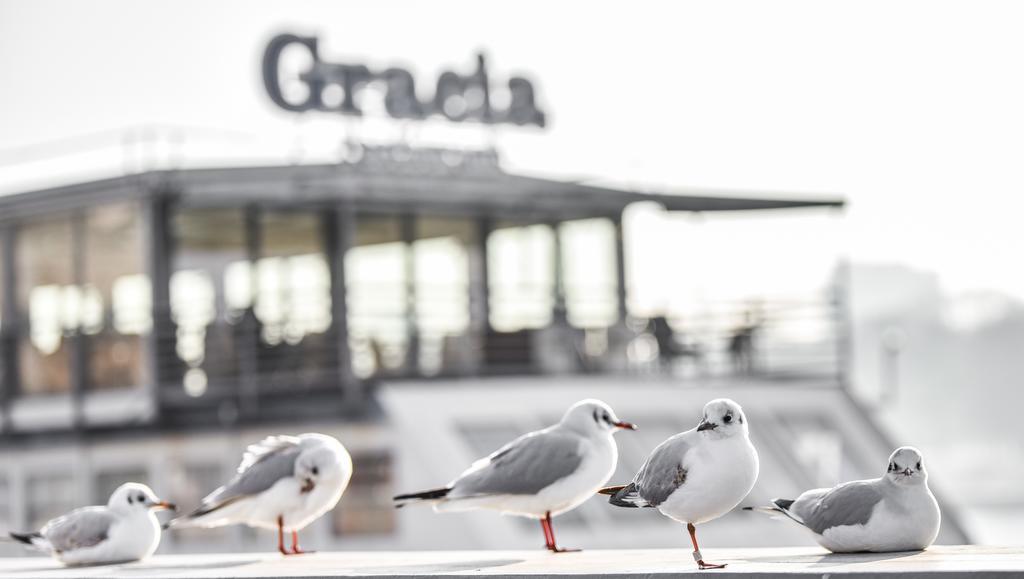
[94,467,149,504]
[332,451,394,536]
[16,215,75,395]
[559,219,618,329]
[26,473,75,531]
[487,223,554,331]
[84,203,149,390]
[253,211,334,383]
[346,216,409,378]
[169,208,248,395]
[414,217,474,375]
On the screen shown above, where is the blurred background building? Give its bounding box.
[1,0,1021,555]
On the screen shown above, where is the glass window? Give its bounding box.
[16,215,75,395]
[93,467,149,504]
[414,217,473,375]
[26,472,75,531]
[559,219,618,329]
[346,216,408,378]
[253,211,334,382]
[487,223,554,331]
[332,451,394,536]
[84,203,150,390]
[169,209,248,396]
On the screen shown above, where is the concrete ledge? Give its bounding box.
[1,546,1021,578]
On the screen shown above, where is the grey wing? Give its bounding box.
[198,438,302,510]
[632,433,695,507]
[42,508,115,553]
[792,480,885,534]
[451,430,583,496]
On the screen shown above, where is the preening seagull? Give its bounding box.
[599,398,759,570]
[745,446,941,553]
[394,399,636,552]
[8,483,175,566]
[166,433,352,555]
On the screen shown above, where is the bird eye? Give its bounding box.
[723,414,733,424]
[916,461,921,470]
[127,495,133,505]
[311,466,319,476]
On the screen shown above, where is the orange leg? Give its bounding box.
[290,530,313,555]
[277,516,288,555]
[687,523,726,570]
[540,517,554,550]
[545,511,580,553]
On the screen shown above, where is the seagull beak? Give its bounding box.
[901,468,913,476]
[152,501,177,511]
[697,419,717,432]
[613,420,637,430]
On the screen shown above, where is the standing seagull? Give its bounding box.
[9,483,175,566]
[745,446,941,552]
[599,398,758,570]
[167,433,352,555]
[394,399,636,552]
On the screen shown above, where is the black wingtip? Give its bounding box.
[772,498,795,511]
[741,506,754,511]
[9,532,40,545]
[393,487,450,502]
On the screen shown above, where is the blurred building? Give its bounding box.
[0,35,968,554]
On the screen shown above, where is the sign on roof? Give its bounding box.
[262,34,546,127]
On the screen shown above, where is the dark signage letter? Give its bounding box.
[262,34,320,112]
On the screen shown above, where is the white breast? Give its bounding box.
[658,435,759,525]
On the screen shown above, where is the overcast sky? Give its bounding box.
[2,0,1022,301]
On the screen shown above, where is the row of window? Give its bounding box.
[0,203,621,398]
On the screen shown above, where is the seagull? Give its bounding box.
[394,399,636,552]
[166,433,352,555]
[744,446,941,553]
[599,398,759,570]
[8,483,174,566]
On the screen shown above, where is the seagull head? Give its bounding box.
[885,446,928,485]
[109,483,176,515]
[561,399,637,436]
[696,398,748,438]
[295,446,345,493]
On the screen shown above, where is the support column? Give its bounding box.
[69,212,87,431]
[468,217,492,375]
[144,195,171,425]
[327,204,357,400]
[400,214,420,375]
[239,204,261,417]
[0,226,17,433]
[550,221,568,326]
[613,214,628,322]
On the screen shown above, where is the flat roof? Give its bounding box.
[0,546,1019,578]
[0,148,844,221]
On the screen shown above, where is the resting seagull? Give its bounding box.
[394,399,636,552]
[9,483,174,566]
[745,446,941,552]
[167,433,352,555]
[600,398,759,570]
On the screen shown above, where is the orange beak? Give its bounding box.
[153,501,177,511]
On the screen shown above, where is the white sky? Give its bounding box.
[1,0,1023,301]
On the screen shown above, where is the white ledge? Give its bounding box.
[1,546,1021,578]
